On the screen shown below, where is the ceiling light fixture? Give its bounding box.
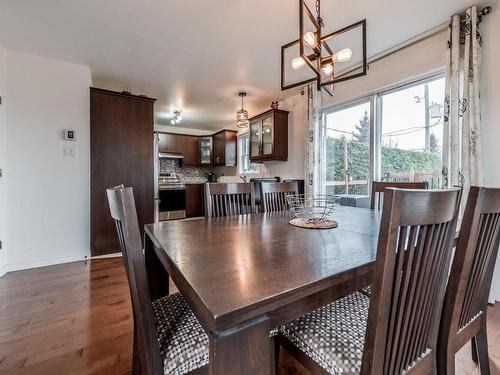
[170,110,182,125]
[236,92,249,129]
[281,0,367,96]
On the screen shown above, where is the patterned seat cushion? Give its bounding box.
[359,285,372,297]
[152,293,209,375]
[280,291,370,375]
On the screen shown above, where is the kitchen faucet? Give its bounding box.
[240,175,247,183]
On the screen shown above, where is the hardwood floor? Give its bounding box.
[0,257,499,374]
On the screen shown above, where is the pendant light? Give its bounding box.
[236,92,249,129]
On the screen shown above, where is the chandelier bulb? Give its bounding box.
[291,57,306,70]
[332,48,353,63]
[321,64,334,76]
[303,31,317,48]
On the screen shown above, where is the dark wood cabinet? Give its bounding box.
[213,130,237,166]
[185,184,205,217]
[91,87,155,256]
[157,133,209,166]
[249,109,289,162]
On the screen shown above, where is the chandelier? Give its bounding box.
[281,0,367,96]
[236,92,249,129]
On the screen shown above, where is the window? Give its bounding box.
[239,134,260,174]
[323,74,446,197]
[380,77,445,189]
[325,100,371,195]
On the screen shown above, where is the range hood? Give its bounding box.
[158,152,184,159]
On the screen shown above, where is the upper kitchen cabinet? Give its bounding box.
[199,137,213,165]
[182,135,201,166]
[158,133,183,154]
[249,109,289,162]
[90,87,155,256]
[213,130,237,166]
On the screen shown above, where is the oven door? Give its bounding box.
[159,188,186,220]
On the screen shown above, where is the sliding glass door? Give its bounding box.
[379,77,445,188]
[324,100,371,195]
[323,74,445,198]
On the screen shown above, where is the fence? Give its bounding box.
[325,170,442,196]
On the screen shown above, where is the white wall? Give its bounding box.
[5,51,91,271]
[0,44,7,277]
[480,7,500,301]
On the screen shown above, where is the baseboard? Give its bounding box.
[0,264,7,278]
[5,254,90,273]
[91,253,122,259]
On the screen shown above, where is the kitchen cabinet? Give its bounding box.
[213,130,237,166]
[185,184,205,217]
[158,133,202,165]
[158,133,183,154]
[182,135,201,166]
[91,87,155,256]
[249,109,289,162]
[199,137,212,165]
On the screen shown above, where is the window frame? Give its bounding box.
[321,70,446,194]
[238,133,261,175]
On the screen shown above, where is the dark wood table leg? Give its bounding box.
[144,234,169,300]
[209,316,272,375]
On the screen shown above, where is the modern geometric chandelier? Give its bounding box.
[236,92,250,129]
[281,0,367,96]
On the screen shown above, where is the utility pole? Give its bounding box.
[424,83,430,152]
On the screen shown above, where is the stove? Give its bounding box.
[156,172,186,220]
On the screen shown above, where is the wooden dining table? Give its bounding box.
[144,206,380,374]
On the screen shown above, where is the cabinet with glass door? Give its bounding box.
[249,109,289,162]
[199,137,212,165]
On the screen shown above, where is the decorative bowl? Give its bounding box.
[286,194,340,224]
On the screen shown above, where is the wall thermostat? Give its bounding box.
[64,129,76,141]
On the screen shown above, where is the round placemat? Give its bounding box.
[289,218,338,229]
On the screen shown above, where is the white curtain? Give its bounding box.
[304,84,325,195]
[442,6,484,192]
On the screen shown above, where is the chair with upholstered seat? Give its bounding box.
[370,181,427,210]
[438,186,500,374]
[279,187,461,374]
[106,185,208,375]
[260,181,298,212]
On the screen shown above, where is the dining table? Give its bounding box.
[144,206,380,374]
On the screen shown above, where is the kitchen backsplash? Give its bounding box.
[160,159,213,183]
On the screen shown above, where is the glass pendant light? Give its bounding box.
[236,92,249,129]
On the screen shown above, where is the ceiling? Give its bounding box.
[0,0,488,130]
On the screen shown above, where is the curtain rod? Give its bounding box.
[335,4,493,79]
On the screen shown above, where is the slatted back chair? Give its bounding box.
[370,181,428,210]
[205,182,255,218]
[438,186,500,374]
[106,186,163,374]
[260,182,298,212]
[362,188,461,374]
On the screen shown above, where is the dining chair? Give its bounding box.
[106,185,208,375]
[438,186,500,374]
[278,187,461,374]
[370,181,428,210]
[260,181,298,212]
[250,177,280,212]
[205,182,255,218]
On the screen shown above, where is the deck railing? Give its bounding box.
[325,170,442,196]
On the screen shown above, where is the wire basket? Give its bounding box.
[286,194,340,224]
